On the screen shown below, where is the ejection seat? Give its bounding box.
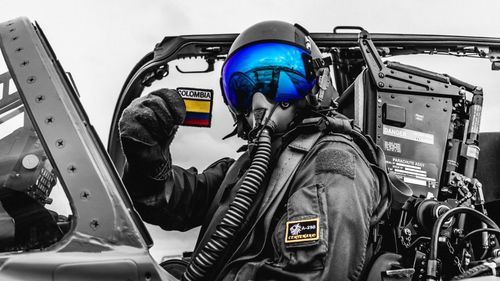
[338,63,456,201]
[338,65,500,222]
[337,52,500,280]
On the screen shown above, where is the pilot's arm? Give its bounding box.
[119,89,234,231]
[267,136,381,280]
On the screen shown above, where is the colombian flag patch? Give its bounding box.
[177,87,213,128]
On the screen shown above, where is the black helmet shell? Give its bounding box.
[221,21,337,140]
[228,21,312,56]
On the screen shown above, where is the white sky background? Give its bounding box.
[1,0,500,262]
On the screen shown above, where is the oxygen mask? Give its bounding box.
[246,92,297,140]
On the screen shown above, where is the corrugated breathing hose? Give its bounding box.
[182,127,273,281]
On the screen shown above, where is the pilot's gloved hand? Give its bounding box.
[119,89,186,180]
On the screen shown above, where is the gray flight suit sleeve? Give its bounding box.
[234,134,381,280]
[122,157,235,232]
[274,134,380,280]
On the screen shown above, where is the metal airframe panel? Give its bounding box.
[0,17,146,246]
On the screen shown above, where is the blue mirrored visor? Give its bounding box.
[222,42,315,113]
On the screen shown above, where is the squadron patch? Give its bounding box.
[285,218,319,244]
[177,87,214,127]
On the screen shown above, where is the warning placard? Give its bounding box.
[383,125,434,145]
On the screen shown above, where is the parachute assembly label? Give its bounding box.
[386,156,437,190]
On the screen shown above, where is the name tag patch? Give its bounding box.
[285,218,319,244]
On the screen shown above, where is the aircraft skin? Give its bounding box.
[0,16,499,281]
[0,17,174,281]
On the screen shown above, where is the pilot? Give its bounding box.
[120,21,389,281]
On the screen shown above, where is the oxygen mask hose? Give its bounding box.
[182,127,273,281]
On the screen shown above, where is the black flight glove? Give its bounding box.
[119,89,186,180]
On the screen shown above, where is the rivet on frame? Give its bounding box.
[67,165,77,173]
[55,139,65,148]
[89,219,100,230]
[27,76,36,84]
[80,190,91,201]
[35,95,45,103]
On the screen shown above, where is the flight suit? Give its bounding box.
[123,127,385,280]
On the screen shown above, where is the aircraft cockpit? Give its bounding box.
[0,54,72,252]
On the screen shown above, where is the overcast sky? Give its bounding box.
[1,0,500,261]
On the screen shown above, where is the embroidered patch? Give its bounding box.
[177,87,213,127]
[285,218,320,244]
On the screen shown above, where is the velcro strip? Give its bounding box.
[315,148,355,179]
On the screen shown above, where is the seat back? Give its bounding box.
[338,66,453,199]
